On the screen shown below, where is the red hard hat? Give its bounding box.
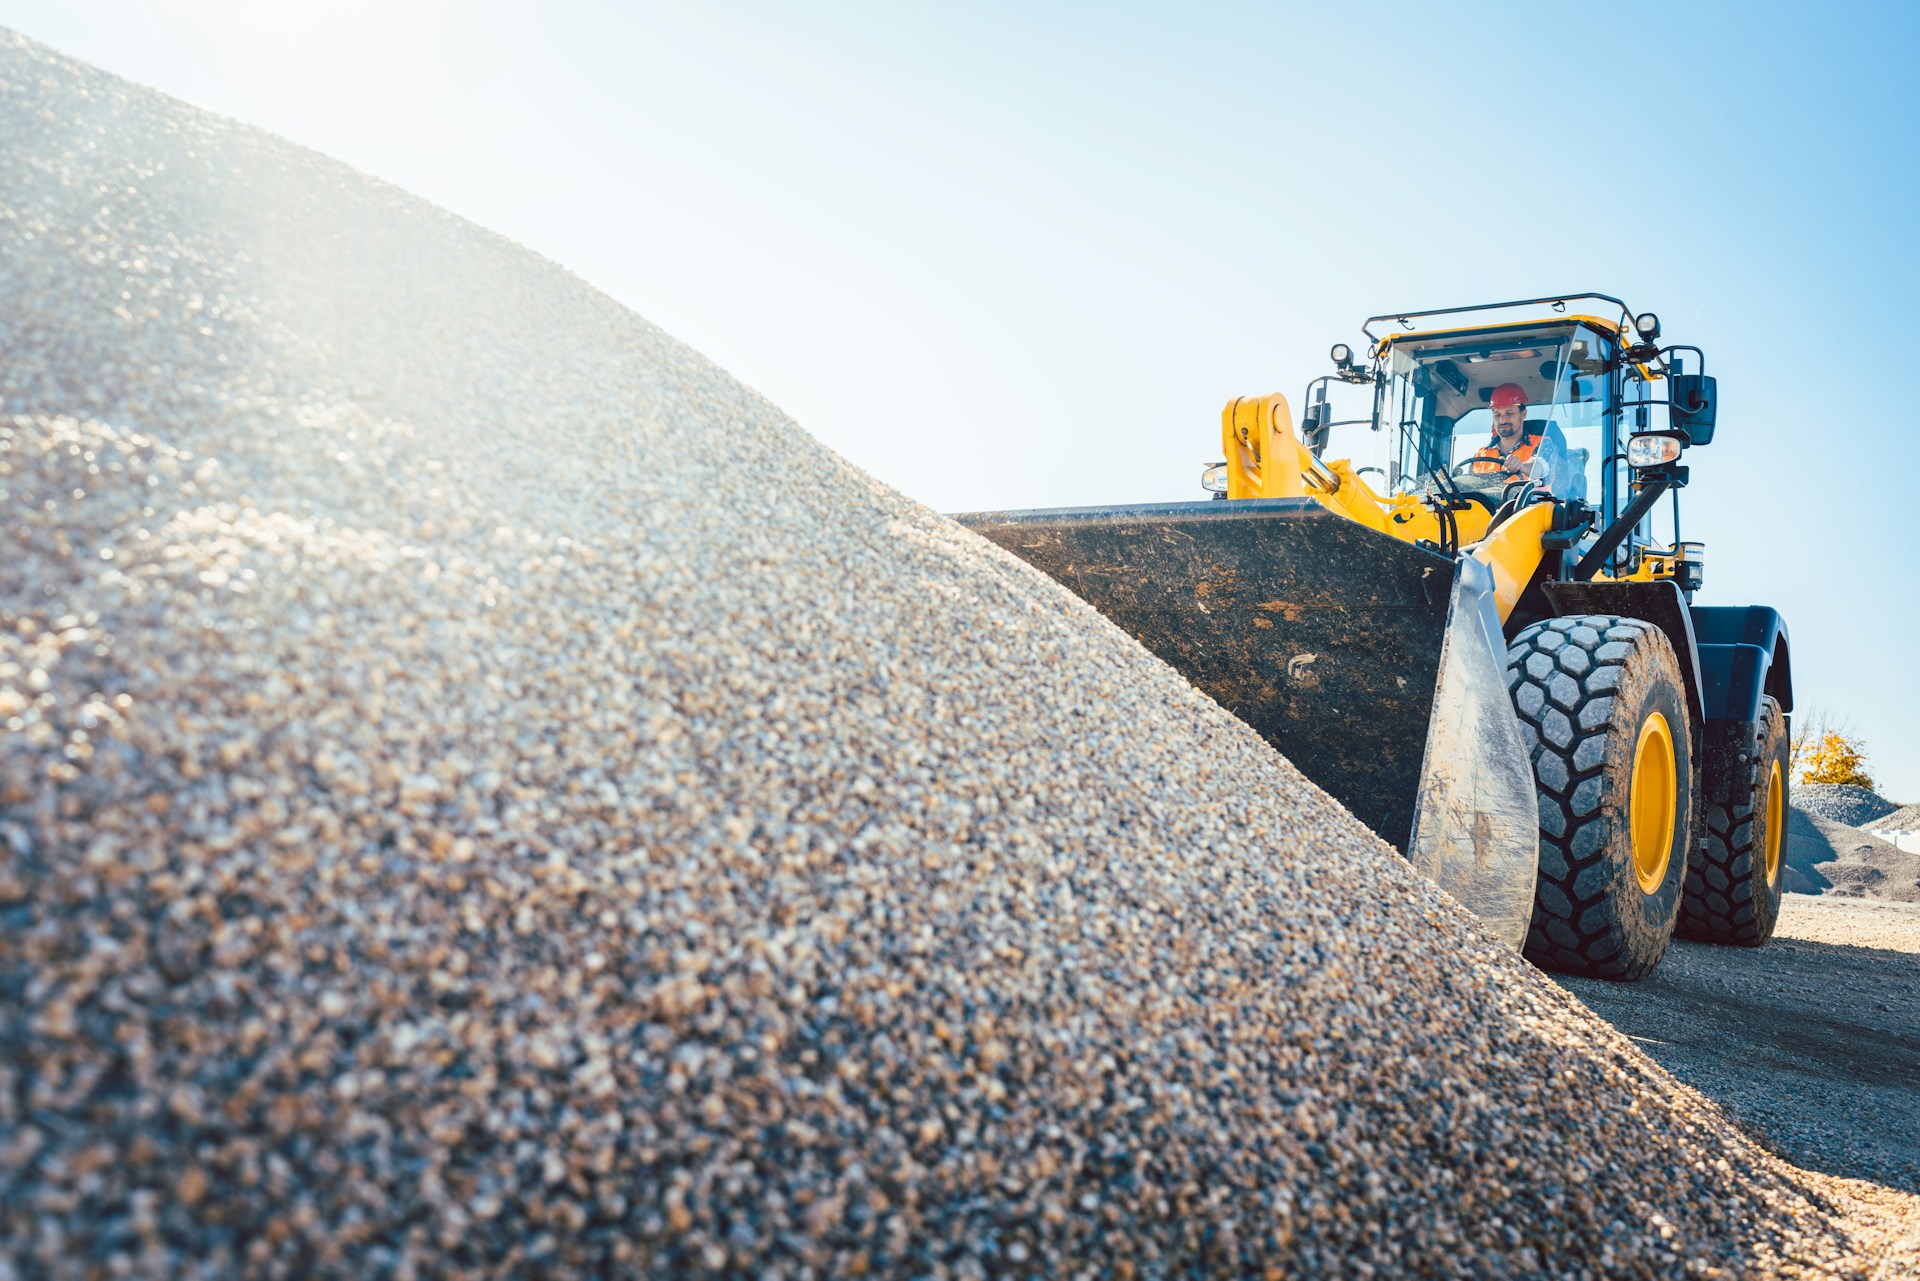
[1490,383,1527,408]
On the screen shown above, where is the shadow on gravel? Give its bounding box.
[1555,934,1920,1194]
[1786,810,1844,894]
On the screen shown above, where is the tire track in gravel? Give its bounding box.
[1558,896,1920,1195]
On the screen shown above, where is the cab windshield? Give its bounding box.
[1374,322,1613,504]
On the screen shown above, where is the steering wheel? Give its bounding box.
[1430,462,1502,514]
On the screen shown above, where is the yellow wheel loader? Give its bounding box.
[958,293,1792,980]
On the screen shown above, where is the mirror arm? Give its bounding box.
[1657,344,1706,377]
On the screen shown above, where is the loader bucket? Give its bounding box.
[956,497,1538,948]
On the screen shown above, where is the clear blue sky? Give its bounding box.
[7,1,1919,797]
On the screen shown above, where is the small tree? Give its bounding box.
[1793,729,1876,789]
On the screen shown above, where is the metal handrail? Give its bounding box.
[1360,292,1635,343]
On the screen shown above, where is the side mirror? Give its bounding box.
[1670,374,1717,445]
[1300,400,1329,453]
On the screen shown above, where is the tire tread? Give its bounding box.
[1507,614,1689,980]
[1679,697,1788,945]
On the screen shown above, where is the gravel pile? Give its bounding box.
[3,30,1918,1279]
[1867,804,1920,832]
[1795,784,1899,828]
[1786,814,1920,903]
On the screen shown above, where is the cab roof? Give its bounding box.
[1363,292,1638,350]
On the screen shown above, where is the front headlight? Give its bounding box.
[1627,433,1683,468]
[1201,462,1228,493]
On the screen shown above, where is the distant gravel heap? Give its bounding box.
[1796,784,1900,828]
[1868,804,1920,832]
[3,30,1917,1279]
[1786,813,1920,903]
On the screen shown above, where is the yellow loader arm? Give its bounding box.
[1223,392,1555,624]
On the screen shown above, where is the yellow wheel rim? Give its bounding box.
[1629,711,1677,895]
[1763,758,1784,887]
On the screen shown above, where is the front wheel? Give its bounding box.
[1507,615,1694,980]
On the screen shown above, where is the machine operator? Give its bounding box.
[1468,381,1564,491]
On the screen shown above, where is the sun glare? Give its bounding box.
[172,0,452,118]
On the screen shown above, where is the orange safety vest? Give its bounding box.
[1470,433,1539,477]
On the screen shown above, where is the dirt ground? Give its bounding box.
[1556,894,1920,1195]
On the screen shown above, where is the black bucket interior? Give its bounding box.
[957,498,1457,850]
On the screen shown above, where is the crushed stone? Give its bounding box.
[1786,813,1920,904]
[1795,784,1899,829]
[1866,803,1920,833]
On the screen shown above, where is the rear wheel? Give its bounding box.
[1679,697,1789,945]
[1506,615,1693,980]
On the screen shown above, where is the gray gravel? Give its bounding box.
[1795,784,1900,828]
[3,28,1918,1280]
[1787,812,1920,903]
[1555,895,1920,1196]
[1867,804,1920,833]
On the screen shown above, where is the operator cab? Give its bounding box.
[1281,294,1716,588]
[1374,319,1613,506]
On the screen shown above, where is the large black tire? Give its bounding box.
[1679,697,1789,945]
[1506,615,1693,980]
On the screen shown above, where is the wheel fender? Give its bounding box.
[1689,605,1793,725]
